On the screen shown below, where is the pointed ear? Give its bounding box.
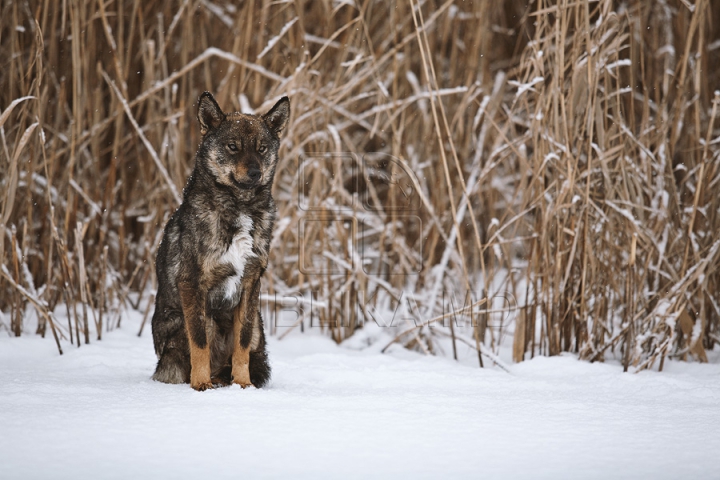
[263,96,290,135]
[197,92,224,135]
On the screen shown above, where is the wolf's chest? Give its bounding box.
[218,214,256,300]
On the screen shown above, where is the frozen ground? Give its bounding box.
[1,310,719,479]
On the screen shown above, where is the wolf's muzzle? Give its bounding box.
[247,168,261,183]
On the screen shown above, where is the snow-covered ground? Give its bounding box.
[1,308,719,479]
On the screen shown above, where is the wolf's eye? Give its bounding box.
[258,145,268,154]
[227,143,238,152]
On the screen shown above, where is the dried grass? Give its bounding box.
[1,0,718,370]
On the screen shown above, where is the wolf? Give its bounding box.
[151,91,289,391]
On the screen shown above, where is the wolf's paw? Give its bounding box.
[192,381,214,392]
[152,362,187,384]
[232,377,254,389]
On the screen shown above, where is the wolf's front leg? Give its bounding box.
[232,276,261,388]
[179,281,213,391]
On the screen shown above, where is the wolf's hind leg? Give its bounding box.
[153,344,190,384]
[249,341,271,388]
[152,310,190,384]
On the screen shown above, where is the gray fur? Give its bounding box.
[151,92,290,389]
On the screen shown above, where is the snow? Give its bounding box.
[1,309,719,479]
[256,17,298,60]
[509,76,544,97]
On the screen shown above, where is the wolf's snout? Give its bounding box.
[248,168,261,183]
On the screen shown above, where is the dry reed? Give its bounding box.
[1,0,718,371]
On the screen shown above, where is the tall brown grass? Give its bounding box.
[1,0,718,371]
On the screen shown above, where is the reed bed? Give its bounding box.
[1,0,718,370]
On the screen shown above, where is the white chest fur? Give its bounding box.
[220,214,256,300]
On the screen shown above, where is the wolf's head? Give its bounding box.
[195,92,290,198]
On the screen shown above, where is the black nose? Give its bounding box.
[248,168,261,183]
